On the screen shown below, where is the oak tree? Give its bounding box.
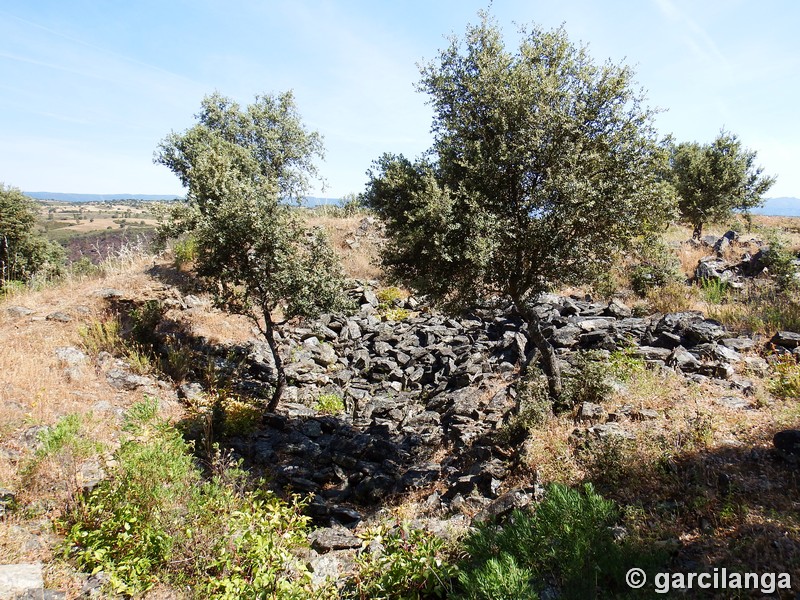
[670,130,776,238]
[156,92,347,411]
[364,15,674,400]
[0,183,64,288]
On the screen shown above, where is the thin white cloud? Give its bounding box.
[653,0,732,73]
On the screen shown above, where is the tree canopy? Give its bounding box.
[364,14,674,399]
[0,183,64,288]
[669,130,776,238]
[156,91,347,411]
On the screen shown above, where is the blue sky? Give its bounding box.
[1,0,798,198]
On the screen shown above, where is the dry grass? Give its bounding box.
[0,255,186,578]
[520,352,800,583]
[304,212,384,281]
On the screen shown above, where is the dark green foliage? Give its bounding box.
[156,92,349,410]
[64,399,319,597]
[364,14,674,400]
[628,238,683,296]
[347,522,458,599]
[0,183,65,288]
[761,233,799,293]
[558,352,615,412]
[457,483,659,599]
[670,130,776,238]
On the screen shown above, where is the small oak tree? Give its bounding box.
[364,15,674,400]
[670,130,776,239]
[156,91,348,411]
[0,183,64,288]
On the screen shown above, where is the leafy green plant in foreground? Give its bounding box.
[348,521,458,599]
[64,398,321,597]
[457,483,662,599]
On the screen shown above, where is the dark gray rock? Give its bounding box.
[308,550,356,587]
[604,298,632,319]
[577,402,605,421]
[683,320,729,345]
[472,489,533,524]
[46,311,72,323]
[771,331,800,349]
[0,487,16,517]
[551,325,581,348]
[309,526,361,552]
[106,369,153,391]
[93,288,124,298]
[714,396,751,411]
[6,306,34,318]
[589,422,634,440]
[634,346,672,361]
[667,347,701,372]
[630,408,659,421]
[721,337,755,352]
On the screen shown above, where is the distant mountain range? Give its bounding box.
[24,192,799,216]
[25,192,183,202]
[750,197,800,216]
[24,192,340,207]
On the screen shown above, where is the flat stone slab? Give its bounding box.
[714,396,751,410]
[0,563,43,597]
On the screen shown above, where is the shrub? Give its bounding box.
[376,286,405,305]
[22,414,102,508]
[645,281,694,314]
[315,393,345,415]
[698,277,731,305]
[457,483,660,599]
[628,238,683,297]
[511,365,552,430]
[381,307,411,321]
[762,234,799,293]
[608,346,647,382]
[172,236,198,268]
[64,399,320,597]
[557,352,615,412]
[79,318,123,356]
[769,354,800,400]
[348,521,458,599]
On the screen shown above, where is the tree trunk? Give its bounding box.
[515,301,562,401]
[263,313,286,413]
[692,222,703,239]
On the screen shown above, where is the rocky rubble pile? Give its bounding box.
[692,230,800,287]
[218,288,778,526]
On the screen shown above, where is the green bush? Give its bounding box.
[0,183,65,288]
[22,414,102,505]
[69,257,102,278]
[315,393,345,415]
[557,352,615,412]
[376,286,405,305]
[508,365,552,434]
[762,234,799,293]
[348,521,458,599]
[457,483,659,599]
[608,347,647,382]
[769,354,800,400]
[698,277,731,304]
[173,236,198,268]
[79,318,124,356]
[627,239,682,297]
[64,399,321,597]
